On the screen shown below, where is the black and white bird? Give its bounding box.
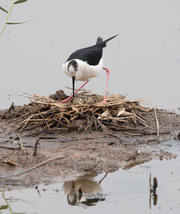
[62,34,118,103]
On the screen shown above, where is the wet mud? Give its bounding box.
[0,94,180,191]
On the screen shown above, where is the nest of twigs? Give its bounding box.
[6,90,158,135]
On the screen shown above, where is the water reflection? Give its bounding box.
[63,175,106,206]
[149,173,158,209]
[149,191,158,208]
[1,158,180,213]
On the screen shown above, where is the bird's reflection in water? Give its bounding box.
[63,177,106,206]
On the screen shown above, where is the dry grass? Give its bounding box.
[7,90,157,135]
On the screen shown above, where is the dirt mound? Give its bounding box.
[0,90,180,190]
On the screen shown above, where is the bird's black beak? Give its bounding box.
[72,76,75,98]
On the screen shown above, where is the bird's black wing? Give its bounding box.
[66,35,118,65]
[66,46,103,66]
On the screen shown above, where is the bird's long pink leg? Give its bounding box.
[102,67,110,103]
[60,80,89,103]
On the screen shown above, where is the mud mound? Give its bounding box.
[0,90,180,190]
[2,90,159,136]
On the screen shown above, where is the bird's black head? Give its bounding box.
[67,60,78,73]
[67,60,78,99]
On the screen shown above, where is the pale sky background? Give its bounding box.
[0,0,180,109]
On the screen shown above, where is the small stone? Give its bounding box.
[137,150,141,154]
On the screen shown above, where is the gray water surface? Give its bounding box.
[0,0,180,109]
[0,158,180,214]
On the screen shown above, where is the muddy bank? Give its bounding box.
[0,93,180,191]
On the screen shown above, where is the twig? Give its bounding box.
[10,92,155,135]
[134,113,151,126]
[10,112,31,122]
[7,102,14,113]
[4,159,18,166]
[33,136,58,156]
[0,145,21,150]
[20,114,33,132]
[96,113,129,122]
[154,108,159,137]
[0,156,64,178]
[149,173,152,190]
[31,102,51,130]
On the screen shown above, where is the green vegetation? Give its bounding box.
[0,0,31,38]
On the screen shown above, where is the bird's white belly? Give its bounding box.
[63,58,103,81]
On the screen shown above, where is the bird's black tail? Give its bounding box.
[96,34,118,48]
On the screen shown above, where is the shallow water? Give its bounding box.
[0,0,180,109]
[0,158,180,214]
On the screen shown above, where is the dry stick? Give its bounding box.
[149,173,152,190]
[154,108,159,137]
[93,116,98,130]
[147,104,158,112]
[28,119,51,122]
[7,102,14,113]
[107,133,124,141]
[134,113,151,126]
[98,122,124,140]
[31,101,51,130]
[131,110,137,124]
[22,92,38,98]
[20,115,33,133]
[96,114,129,122]
[33,136,57,156]
[112,94,125,102]
[103,122,144,134]
[83,89,105,97]
[4,159,18,166]
[17,109,51,131]
[21,93,63,107]
[0,145,21,150]
[21,122,44,133]
[93,101,125,108]
[84,116,90,132]
[89,118,94,130]
[0,156,64,178]
[15,92,156,134]
[10,112,31,122]
[62,115,71,124]
[130,103,150,112]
